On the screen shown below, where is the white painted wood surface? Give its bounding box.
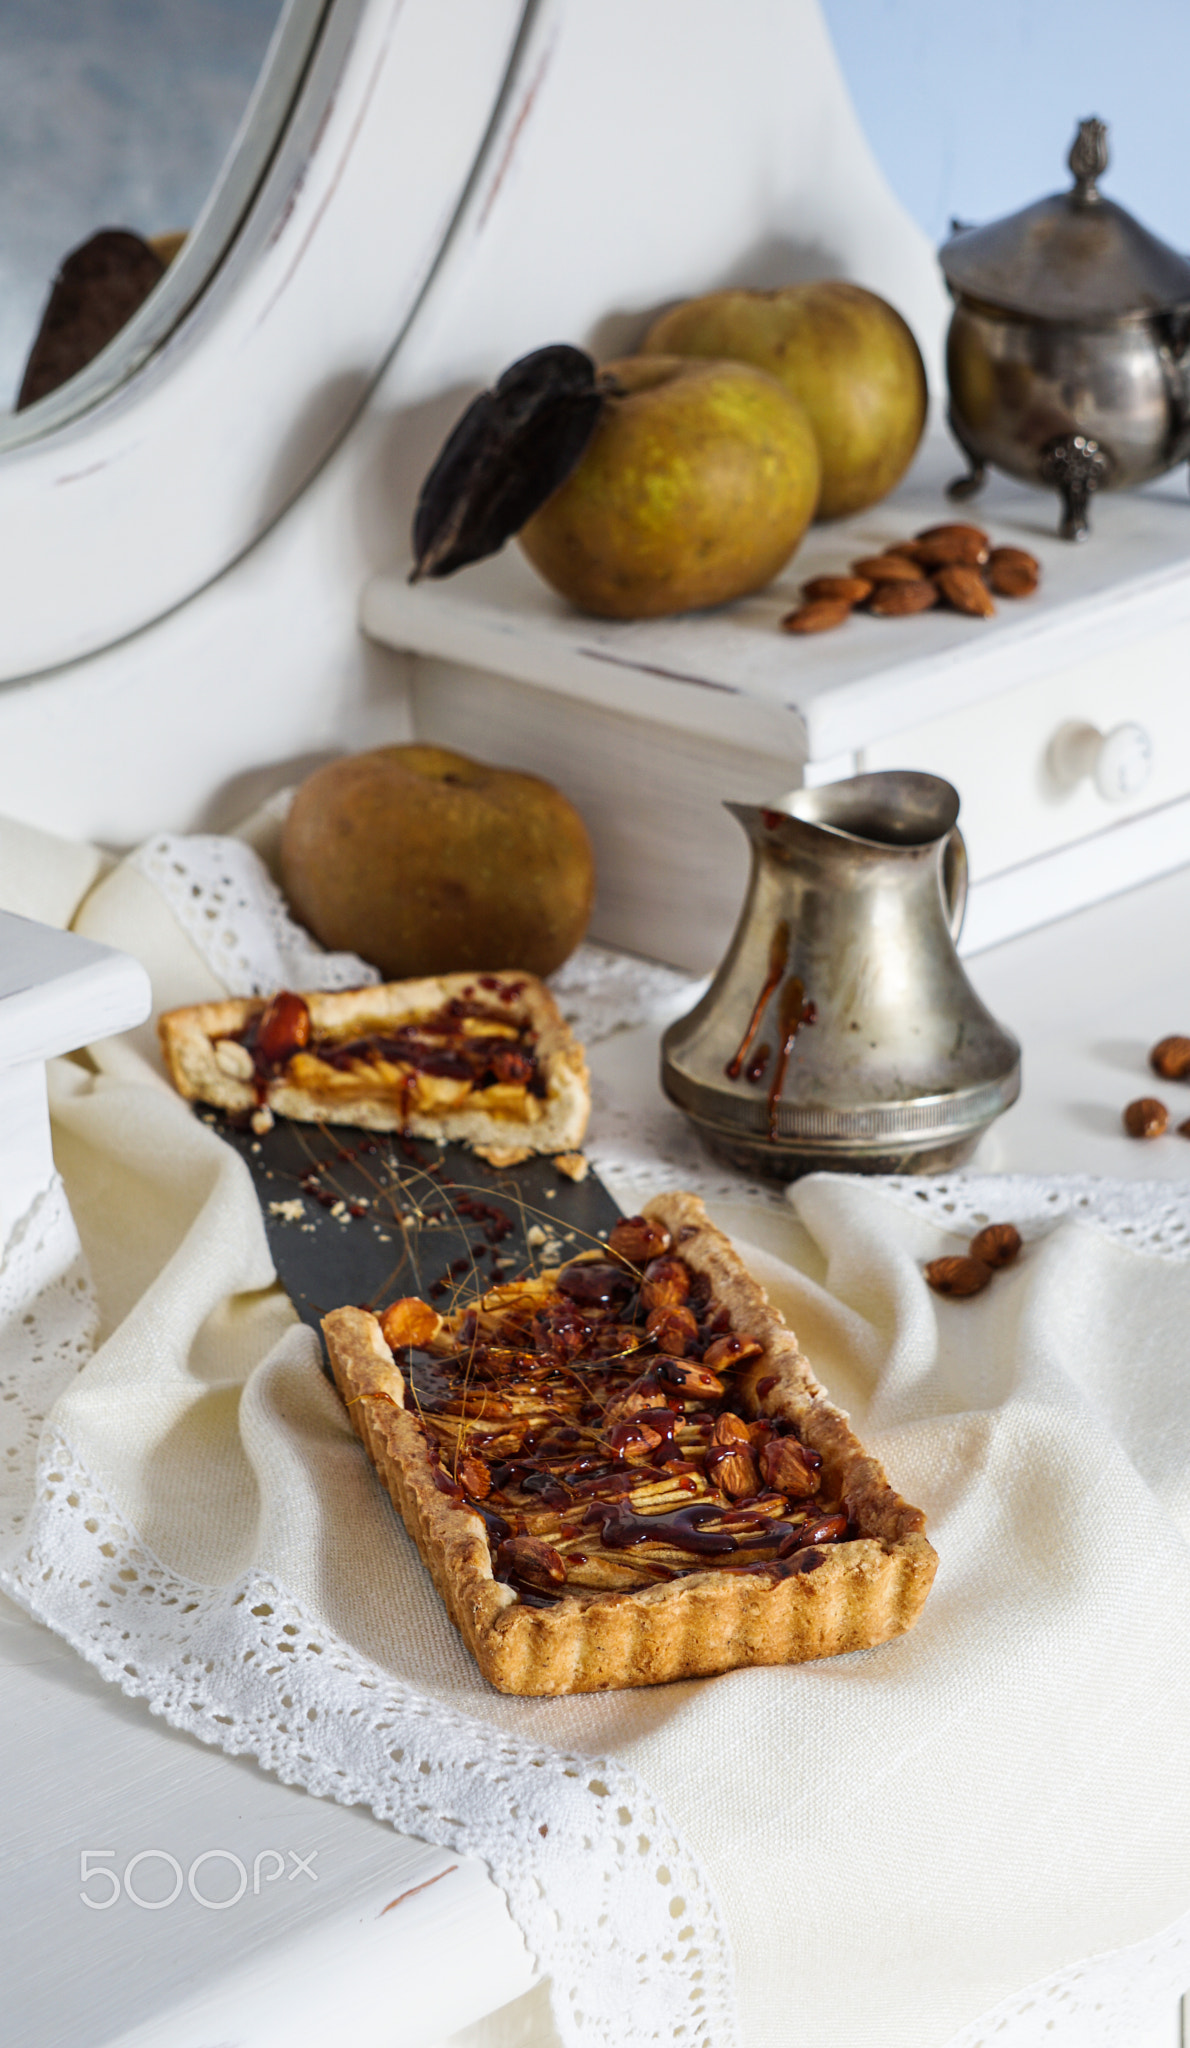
[0,914,150,1251]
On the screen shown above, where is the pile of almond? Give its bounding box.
[781,523,1040,634]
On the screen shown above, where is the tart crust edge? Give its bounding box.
[323,1190,937,1695]
[157,971,590,1151]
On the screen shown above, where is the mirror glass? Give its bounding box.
[0,0,323,448]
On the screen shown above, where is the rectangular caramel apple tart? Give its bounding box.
[323,1190,937,1694]
[158,972,589,1155]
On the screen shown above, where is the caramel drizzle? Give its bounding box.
[725,920,789,1079]
[766,977,816,1140]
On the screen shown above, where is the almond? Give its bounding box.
[912,525,990,568]
[708,1443,760,1500]
[865,578,938,617]
[969,1222,1022,1269]
[801,574,872,604]
[934,564,996,617]
[758,1435,819,1497]
[781,599,851,634]
[851,552,925,583]
[458,1454,491,1499]
[915,521,990,549]
[645,1303,699,1353]
[924,1255,992,1298]
[608,1215,672,1267]
[496,1535,567,1588]
[712,1413,752,1446]
[987,546,1040,598]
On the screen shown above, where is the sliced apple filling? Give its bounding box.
[376,1213,853,1606]
[221,987,547,1122]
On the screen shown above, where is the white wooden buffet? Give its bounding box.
[0,2,1188,2043]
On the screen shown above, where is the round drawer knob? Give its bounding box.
[1048,720,1153,803]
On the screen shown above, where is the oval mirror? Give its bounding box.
[0,0,326,451]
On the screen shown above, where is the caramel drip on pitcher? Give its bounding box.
[725,920,789,1079]
[766,977,817,1140]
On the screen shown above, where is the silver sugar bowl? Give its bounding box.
[660,773,1021,1181]
[941,119,1190,539]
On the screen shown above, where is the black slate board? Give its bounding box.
[201,1111,623,1340]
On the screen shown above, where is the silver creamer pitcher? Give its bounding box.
[660,772,1021,1179]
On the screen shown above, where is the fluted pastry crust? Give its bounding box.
[158,972,589,1152]
[324,1190,936,1694]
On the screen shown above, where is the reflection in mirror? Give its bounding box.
[0,0,326,447]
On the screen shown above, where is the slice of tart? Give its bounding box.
[323,1190,936,1694]
[158,972,589,1153]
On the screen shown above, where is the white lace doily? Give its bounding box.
[130,834,379,996]
[0,1175,95,1559]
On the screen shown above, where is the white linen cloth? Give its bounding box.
[2,823,1189,2048]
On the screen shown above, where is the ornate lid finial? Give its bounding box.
[1069,117,1109,204]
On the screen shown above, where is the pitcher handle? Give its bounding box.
[942,827,968,943]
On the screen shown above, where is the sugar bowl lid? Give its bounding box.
[939,119,1190,322]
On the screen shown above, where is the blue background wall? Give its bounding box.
[819,0,1188,256]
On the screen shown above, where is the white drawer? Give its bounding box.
[862,617,1190,883]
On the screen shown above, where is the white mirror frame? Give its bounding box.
[0,0,529,686]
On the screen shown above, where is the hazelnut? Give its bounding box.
[1149,1036,1190,1080]
[380,1297,443,1349]
[1123,1097,1168,1138]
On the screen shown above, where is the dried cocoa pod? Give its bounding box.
[1123,1097,1168,1138]
[410,345,607,581]
[1149,1035,1190,1080]
[986,546,1040,597]
[781,599,851,634]
[969,1222,1021,1269]
[913,524,990,567]
[801,575,873,604]
[934,565,996,617]
[852,553,925,583]
[924,1255,993,1298]
[865,578,938,617]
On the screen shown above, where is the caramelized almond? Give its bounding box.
[608,1215,672,1268]
[759,1436,819,1497]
